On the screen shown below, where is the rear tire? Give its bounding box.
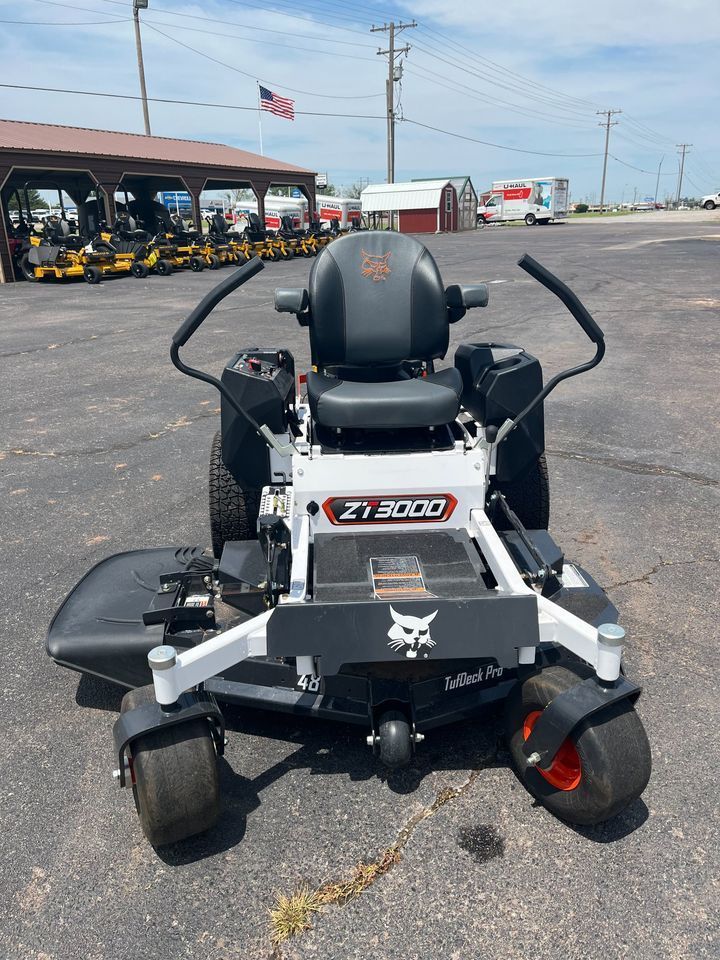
[524,213,537,226]
[83,265,102,284]
[20,254,39,281]
[505,664,651,826]
[491,453,550,530]
[131,260,149,278]
[156,258,173,276]
[190,256,205,272]
[121,685,220,847]
[208,253,221,269]
[209,430,260,558]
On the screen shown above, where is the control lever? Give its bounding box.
[495,254,606,445]
[170,261,298,457]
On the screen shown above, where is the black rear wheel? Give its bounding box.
[121,685,220,846]
[83,265,102,284]
[20,253,39,281]
[490,453,549,530]
[209,430,260,558]
[190,255,205,272]
[208,253,221,269]
[505,664,651,826]
[131,260,149,278]
[156,258,173,276]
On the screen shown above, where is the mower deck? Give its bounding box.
[47,540,616,731]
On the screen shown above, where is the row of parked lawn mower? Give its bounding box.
[16,211,342,285]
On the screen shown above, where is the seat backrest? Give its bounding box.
[307,231,448,368]
[211,213,227,235]
[248,212,264,232]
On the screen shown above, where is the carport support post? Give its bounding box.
[190,190,202,233]
[0,165,14,282]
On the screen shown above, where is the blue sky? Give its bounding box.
[1,0,718,201]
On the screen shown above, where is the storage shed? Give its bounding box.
[412,176,478,230]
[361,180,458,234]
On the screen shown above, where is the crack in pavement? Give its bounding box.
[0,407,220,460]
[547,448,720,488]
[606,556,720,591]
[267,763,489,952]
[0,327,126,360]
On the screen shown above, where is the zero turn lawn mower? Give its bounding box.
[278,214,318,257]
[20,215,128,284]
[47,232,651,847]
[241,212,291,261]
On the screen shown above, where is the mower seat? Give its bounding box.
[302,231,463,431]
[307,367,462,430]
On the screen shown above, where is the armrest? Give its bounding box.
[275,287,309,315]
[445,283,489,323]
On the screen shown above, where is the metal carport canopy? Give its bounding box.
[0,118,316,282]
[361,179,451,212]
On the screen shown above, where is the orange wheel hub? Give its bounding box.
[523,710,582,791]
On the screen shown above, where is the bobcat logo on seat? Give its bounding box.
[361,249,391,282]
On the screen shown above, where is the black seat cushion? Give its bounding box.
[307,367,462,430]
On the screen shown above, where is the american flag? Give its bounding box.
[259,85,295,121]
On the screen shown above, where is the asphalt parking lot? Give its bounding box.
[1,214,719,960]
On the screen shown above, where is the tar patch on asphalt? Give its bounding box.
[457,824,505,863]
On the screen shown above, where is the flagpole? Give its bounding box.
[256,82,264,156]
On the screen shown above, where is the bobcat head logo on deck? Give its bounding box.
[387,606,438,659]
[361,249,391,282]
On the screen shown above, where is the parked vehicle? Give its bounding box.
[315,194,362,229]
[478,178,569,226]
[700,191,720,210]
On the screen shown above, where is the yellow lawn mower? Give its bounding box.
[20,217,128,284]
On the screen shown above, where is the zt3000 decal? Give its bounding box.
[322,493,457,525]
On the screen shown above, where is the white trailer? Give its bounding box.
[234,197,305,230]
[315,195,362,228]
[478,177,569,225]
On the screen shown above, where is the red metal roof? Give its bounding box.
[0,118,313,175]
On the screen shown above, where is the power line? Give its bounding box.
[404,62,597,129]
[409,37,595,120]
[0,82,386,119]
[609,154,674,176]
[90,0,376,48]
[0,16,127,24]
[401,117,603,157]
[143,22,380,98]
[415,23,601,112]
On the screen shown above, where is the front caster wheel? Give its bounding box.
[377,710,412,768]
[120,685,221,846]
[504,664,651,826]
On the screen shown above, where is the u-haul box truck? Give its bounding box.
[234,199,304,230]
[478,178,569,225]
[315,195,363,228]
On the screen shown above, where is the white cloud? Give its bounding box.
[0,0,717,199]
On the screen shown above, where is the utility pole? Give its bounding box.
[654,156,664,207]
[133,0,151,135]
[597,109,621,214]
[371,19,416,228]
[676,144,691,205]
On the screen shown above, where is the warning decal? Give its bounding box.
[370,556,435,599]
